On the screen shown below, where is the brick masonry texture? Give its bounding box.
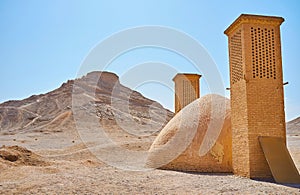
[225,14,286,178]
[173,74,201,114]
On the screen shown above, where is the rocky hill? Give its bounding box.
[287,117,300,136]
[0,71,173,135]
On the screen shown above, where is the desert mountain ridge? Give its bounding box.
[0,71,174,135]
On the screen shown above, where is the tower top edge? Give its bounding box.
[172,73,202,81]
[224,14,284,36]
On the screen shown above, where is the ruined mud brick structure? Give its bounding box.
[224,14,286,178]
[173,74,201,113]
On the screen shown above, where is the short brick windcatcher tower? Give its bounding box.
[173,74,201,114]
[224,14,286,178]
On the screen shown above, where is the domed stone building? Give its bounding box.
[147,94,232,172]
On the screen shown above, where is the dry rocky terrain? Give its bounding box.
[0,71,299,194]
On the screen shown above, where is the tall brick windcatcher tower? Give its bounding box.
[173,73,201,114]
[224,14,286,178]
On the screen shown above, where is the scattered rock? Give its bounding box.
[0,145,51,167]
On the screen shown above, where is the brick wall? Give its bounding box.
[173,74,201,113]
[225,14,286,178]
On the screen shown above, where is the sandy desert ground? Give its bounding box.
[0,129,299,195]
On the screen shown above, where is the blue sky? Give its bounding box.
[0,0,299,121]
